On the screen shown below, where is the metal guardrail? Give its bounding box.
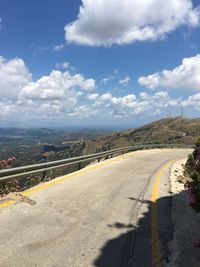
[0,143,193,184]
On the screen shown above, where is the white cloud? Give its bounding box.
[95,93,113,105]
[181,93,200,110]
[65,0,200,46]
[20,70,96,102]
[107,91,182,117]
[53,44,64,51]
[68,105,99,118]
[86,93,99,100]
[1,55,200,125]
[55,61,70,69]
[138,54,200,90]
[138,74,160,89]
[0,56,31,99]
[109,94,150,116]
[111,94,136,107]
[119,76,131,86]
[0,56,97,121]
[0,99,17,116]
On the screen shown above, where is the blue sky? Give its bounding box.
[0,0,200,129]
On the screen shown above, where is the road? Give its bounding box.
[0,148,191,267]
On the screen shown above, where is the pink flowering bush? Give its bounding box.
[193,237,200,247]
[0,157,16,170]
[184,138,200,212]
[184,181,200,211]
[0,157,56,197]
[185,138,200,248]
[0,154,49,196]
[0,157,17,197]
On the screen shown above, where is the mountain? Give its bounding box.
[82,117,200,154]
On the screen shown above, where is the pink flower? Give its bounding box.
[7,158,12,164]
[193,238,200,247]
[0,160,7,165]
[7,157,16,163]
[187,193,196,206]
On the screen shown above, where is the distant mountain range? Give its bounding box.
[0,128,58,138]
[0,127,110,140]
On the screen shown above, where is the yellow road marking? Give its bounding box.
[151,160,177,267]
[0,154,125,209]
[0,200,16,209]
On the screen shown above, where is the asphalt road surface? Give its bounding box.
[0,149,191,267]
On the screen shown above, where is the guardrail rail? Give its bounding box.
[0,143,193,195]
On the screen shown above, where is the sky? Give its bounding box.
[0,0,200,129]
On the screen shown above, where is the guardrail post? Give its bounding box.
[0,181,6,195]
[98,158,100,162]
[78,162,81,170]
[42,170,46,181]
[50,170,53,180]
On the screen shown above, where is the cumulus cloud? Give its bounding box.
[1,55,200,125]
[86,93,99,100]
[20,70,96,104]
[138,74,160,89]
[111,94,136,107]
[0,56,97,122]
[138,54,200,90]
[95,93,113,105]
[108,91,181,116]
[0,56,31,99]
[65,0,200,46]
[119,76,131,86]
[181,93,200,110]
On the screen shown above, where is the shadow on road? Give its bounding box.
[93,190,200,267]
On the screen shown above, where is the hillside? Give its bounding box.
[1,117,199,166]
[82,117,200,154]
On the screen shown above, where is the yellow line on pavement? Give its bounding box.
[151,160,176,267]
[0,200,16,209]
[0,155,125,210]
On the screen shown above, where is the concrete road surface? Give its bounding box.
[0,149,192,266]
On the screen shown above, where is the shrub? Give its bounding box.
[185,138,200,212]
[0,157,16,170]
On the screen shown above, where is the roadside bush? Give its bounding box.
[0,157,16,170]
[185,138,200,212]
[0,157,17,197]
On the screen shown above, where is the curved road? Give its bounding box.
[0,149,191,267]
